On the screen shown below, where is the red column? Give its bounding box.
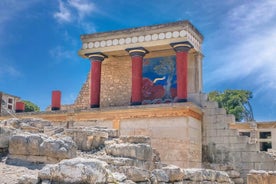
[171,42,193,102]
[15,102,25,113]
[86,53,107,108]
[126,47,148,105]
[51,90,61,110]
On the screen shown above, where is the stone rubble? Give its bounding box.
[8,132,77,164]
[0,118,234,184]
[204,163,244,184]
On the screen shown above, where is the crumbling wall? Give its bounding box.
[202,96,276,183]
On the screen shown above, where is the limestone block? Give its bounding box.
[8,133,77,163]
[105,143,152,161]
[65,128,108,151]
[108,172,127,182]
[41,136,76,160]
[0,126,14,148]
[215,170,232,183]
[9,134,29,155]
[38,157,108,183]
[118,166,151,182]
[183,168,216,181]
[151,169,169,182]
[162,165,185,182]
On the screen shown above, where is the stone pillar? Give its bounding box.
[194,52,203,93]
[86,53,107,108]
[171,42,193,102]
[126,47,148,105]
[51,90,61,110]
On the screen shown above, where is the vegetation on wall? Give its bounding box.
[22,100,40,112]
[208,89,254,122]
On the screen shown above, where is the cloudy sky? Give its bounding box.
[0,0,275,121]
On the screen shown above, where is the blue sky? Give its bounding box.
[0,0,276,121]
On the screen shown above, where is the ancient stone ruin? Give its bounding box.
[1,117,233,184]
[1,20,276,184]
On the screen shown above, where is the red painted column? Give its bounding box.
[51,90,61,110]
[126,47,148,105]
[15,102,25,113]
[171,42,193,102]
[86,53,107,108]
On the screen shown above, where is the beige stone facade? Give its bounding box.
[0,92,21,115]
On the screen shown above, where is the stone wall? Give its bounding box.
[74,71,91,109]
[100,58,132,107]
[119,116,202,168]
[202,96,276,183]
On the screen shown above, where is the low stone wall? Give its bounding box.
[247,170,276,184]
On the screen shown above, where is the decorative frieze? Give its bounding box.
[79,20,203,58]
[82,30,201,51]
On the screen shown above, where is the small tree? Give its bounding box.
[208,90,254,122]
[22,100,40,112]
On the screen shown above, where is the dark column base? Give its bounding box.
[131,102,142,106]
[51,107,60,111]
[91,104,100,108]
[15,110,24,113]
[176,98,187,103]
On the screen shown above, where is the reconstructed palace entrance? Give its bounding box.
[71,20,204,168]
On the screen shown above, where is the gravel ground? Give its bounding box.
[0,157,40,184]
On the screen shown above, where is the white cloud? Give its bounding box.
[54,0,72,23]
[205,0,276,106]
[53,0,96,23]
[68,0,96,19]
[226,0,276,35]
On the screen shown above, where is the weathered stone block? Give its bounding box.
[65,128,108,151]
[151,169,169,182]
[0,127,14,148]
[8,133,77,163]
[105,143,152,161]
[162,165,185,182]
[118,166,151,182]
[38,157,108,183]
